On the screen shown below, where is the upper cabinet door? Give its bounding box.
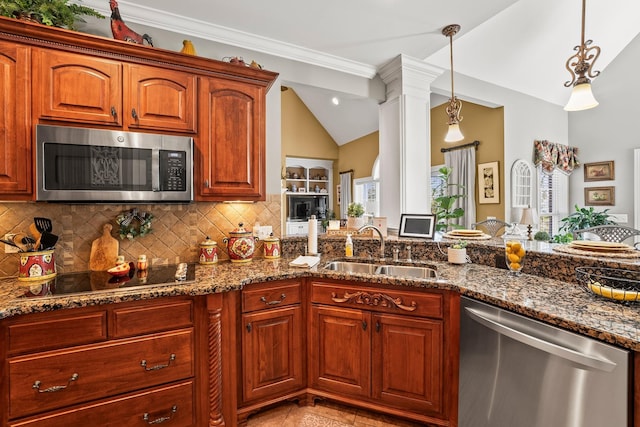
[197,77,265,201]
[126,65,196,133]
[0,42,32,199]
[33,49,122,125]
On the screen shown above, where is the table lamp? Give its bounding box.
[519,207,537,241]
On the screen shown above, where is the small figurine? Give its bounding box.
[109,0,153,46]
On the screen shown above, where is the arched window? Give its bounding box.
[511,159,533,209]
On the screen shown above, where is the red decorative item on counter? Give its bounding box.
[18,250,56,281]
[222,223,257,263]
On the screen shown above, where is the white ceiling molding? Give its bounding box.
[81,0,377,79]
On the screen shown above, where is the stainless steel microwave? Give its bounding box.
[36,125,193,203]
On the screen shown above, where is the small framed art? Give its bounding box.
[399,214,436,239]
[478,161,500,204]
[584,186,615,206]
[584,161,614,181]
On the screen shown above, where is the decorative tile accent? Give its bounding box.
[0,196,281,276]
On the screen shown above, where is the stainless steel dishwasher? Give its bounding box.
[459,297,630,427]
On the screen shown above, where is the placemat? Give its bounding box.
[553,244,640,258]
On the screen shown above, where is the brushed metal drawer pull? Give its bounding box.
[143,405,177,424]
[260,293,286,305]
[140,353,176,371]
[32,373,79,393]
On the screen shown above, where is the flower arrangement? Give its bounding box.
[347,202,365,218]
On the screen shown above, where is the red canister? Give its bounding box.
[18,249,57,281]
[262,233,281,259]
[199,237,218,264]
[222,223,256,263]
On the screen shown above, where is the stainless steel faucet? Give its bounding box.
[358,224,385,260]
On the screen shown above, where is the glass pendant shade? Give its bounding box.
[564,82,599,111]
[444,123,464,143]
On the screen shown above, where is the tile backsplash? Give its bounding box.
[0,195,281,277]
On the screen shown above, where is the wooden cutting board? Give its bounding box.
[90,224,119,271]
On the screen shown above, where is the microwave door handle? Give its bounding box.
[152,149,160,191]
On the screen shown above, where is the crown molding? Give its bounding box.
[82,0,377,79]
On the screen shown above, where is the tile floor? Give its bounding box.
[245,400,425,427]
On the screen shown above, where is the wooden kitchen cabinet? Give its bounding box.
[33,49,196,133]
[0,296,207,427]
[197,77,266,201]
[309,280,458,426]
[0,41,32,199]
[240,280,305,404]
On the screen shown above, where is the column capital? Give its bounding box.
[378,54,443,100]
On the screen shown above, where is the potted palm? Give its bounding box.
[346,202,365,229]
[0,0,104,30]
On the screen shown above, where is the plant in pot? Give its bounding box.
[431,166,466,233]
[448,240,469,264]
[0,0,104,30]
[346,202,365,230]
[552,204,614,243]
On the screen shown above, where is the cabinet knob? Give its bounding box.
[246,323,252,333]
[204,180,210,188]
[110,106,117,119]
[131,108,138,120]
[362,320,367,331]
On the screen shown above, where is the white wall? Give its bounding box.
[567,33,640,225]
[429,72,568,221]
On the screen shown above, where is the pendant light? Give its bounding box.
[442,24,464,142]
[564,0,600,111]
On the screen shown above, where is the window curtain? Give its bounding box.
[339,171,352,220]
[533,140,579,175]
[444,147,476,229]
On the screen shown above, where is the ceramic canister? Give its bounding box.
[222,223,257,263]
[18,249,57,281]
[199,236,218,264]
[262,233,281,259]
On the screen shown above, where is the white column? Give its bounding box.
[378,55,442,230]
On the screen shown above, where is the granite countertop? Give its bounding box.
[1,249,640,351]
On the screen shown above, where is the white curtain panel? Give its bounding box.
[444,147,476,229]
[339,172,352,220]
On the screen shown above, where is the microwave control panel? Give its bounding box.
[159,150,187,191]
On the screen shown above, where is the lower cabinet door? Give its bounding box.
[371,313,444,415]
[309,305,370,397]
[9,380,194,427]
[242,305,304,402]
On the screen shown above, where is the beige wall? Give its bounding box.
[430,101,505,223]
[281,88,339,164]
[336,132,379,213]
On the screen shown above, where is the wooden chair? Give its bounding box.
[471,218,511,237]
[573,225,640,246]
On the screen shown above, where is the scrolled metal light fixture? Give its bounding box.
[564,0,600,111]
[442,24,464,142]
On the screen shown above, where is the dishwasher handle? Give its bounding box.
[464,306,617,372]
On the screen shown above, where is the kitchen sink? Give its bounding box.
[323,261,437,279]
[323,261,379,274]
[375,265,437,279]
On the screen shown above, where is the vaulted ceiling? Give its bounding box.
[84,0,640,144]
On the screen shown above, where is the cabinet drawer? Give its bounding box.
[9,329,193,419]
[111,299,194,338]
[9,380,194,427]
[310,281,444,319]
[7,311,107,355]
[242,281,301,312]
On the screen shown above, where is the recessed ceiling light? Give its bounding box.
[331,97,340,106]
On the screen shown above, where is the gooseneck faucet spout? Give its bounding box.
[357,224,385,260]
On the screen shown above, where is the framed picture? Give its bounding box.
[584,186,615,206]
[478,161,500,204]
[584,161,615,181]
[398,214,436,239]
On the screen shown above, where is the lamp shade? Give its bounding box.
[444,123,464,143]
[564,82,599,111]
[519,207,538,226]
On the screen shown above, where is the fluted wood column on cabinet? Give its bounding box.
[207,293,225,426]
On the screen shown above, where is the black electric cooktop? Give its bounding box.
[18,263,196,299]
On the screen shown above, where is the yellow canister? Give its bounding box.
[262,233,281,259]
[199,236,218,264]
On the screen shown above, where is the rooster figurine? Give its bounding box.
[109,0,153,46]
